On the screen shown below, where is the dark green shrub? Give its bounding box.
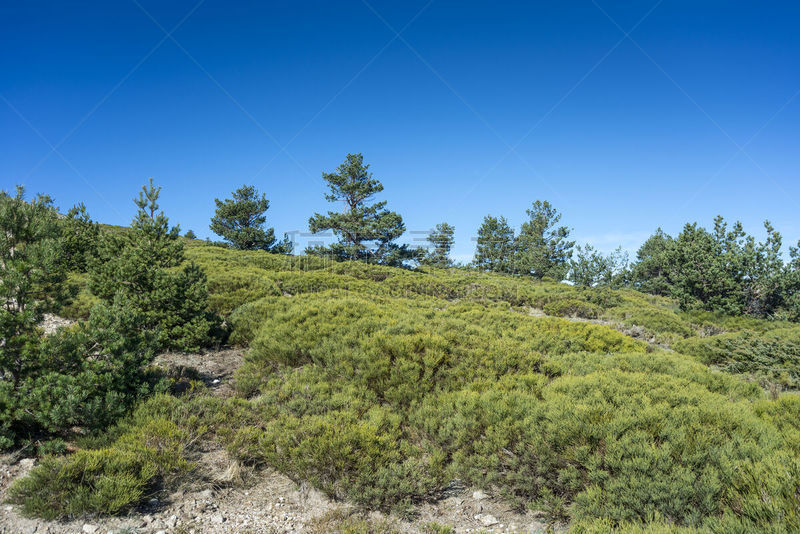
[0,188,148,446]
[674,328,800,388]
[36,438,67,456]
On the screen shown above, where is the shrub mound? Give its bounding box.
[9,244,800,532]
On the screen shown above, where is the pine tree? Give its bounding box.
[90,179,218,351]
[569,244,629,288]
[184,229,197,239]
[0,187,68,390]
[60,202,99,272]
[210,185,292,252]
[421,222,455,268]
[784,242,800,321]
[513,200,574,280]
[630,228,674,295]
[307,153,419,266]
[474,215,515,273]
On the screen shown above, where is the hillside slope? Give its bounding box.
[10,242,800,533]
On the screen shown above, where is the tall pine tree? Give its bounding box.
[307,153,419,266]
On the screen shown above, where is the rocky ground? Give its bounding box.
[1,325,553,534]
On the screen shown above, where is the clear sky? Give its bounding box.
[2,1,799,262]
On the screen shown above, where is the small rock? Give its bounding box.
[82,525,99,534]
[166,514,179,528]
[211,378,221,384]
[155,531,167,534]
[211,513,226,524]
[141,514,153,525]
[199,489,214,499]
[480,514,499,527]
[472,490,489,500]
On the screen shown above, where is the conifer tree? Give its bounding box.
[569,244,629,288]
[307,153,419,265]
[784,242,800,321]
[0,187,68,391]
[210,185,292,252]
[513,200,574,279]
[421,222,455,268]
[630,228,674,295]
[90,179,217,351]
[474,215,515,273]
[61,202,99,272]
[0,187,149,445]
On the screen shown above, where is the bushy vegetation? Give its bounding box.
[674,328,800,389]
[8,397,196,518]
[627,217,800,319]
[0,188,165,447]
[5,177,800,531]
[0,181,223,450]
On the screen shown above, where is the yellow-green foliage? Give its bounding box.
[188,245,800,527]
[544,297,603,319]
[604,305,695,339]
[185,243,644,312]
[570,519,703,533]
[17,243,800,530]
[8,407,193,519]
[307,509,401,534]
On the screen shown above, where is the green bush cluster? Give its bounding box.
[8,411,193,519]
[605,305,695,341]
[9,223,800,532]
[186,243,651,315]
[210,290,798,529]
[674,327,800,388]
[543,298,603,319]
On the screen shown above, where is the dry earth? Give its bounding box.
[1,336,553,534]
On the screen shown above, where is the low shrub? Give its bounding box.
[307,509,401,534]
[606,306,695,339]
[673,327,800,388]
[8,417,192,519]
[416,369,789,526]
[204,266,281,315]
[544,298,603,319]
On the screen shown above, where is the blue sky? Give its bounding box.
[2,1,799,262]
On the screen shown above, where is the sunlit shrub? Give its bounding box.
[8,417,192,519]
[544,298,603,319]
[674,327,800,388]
